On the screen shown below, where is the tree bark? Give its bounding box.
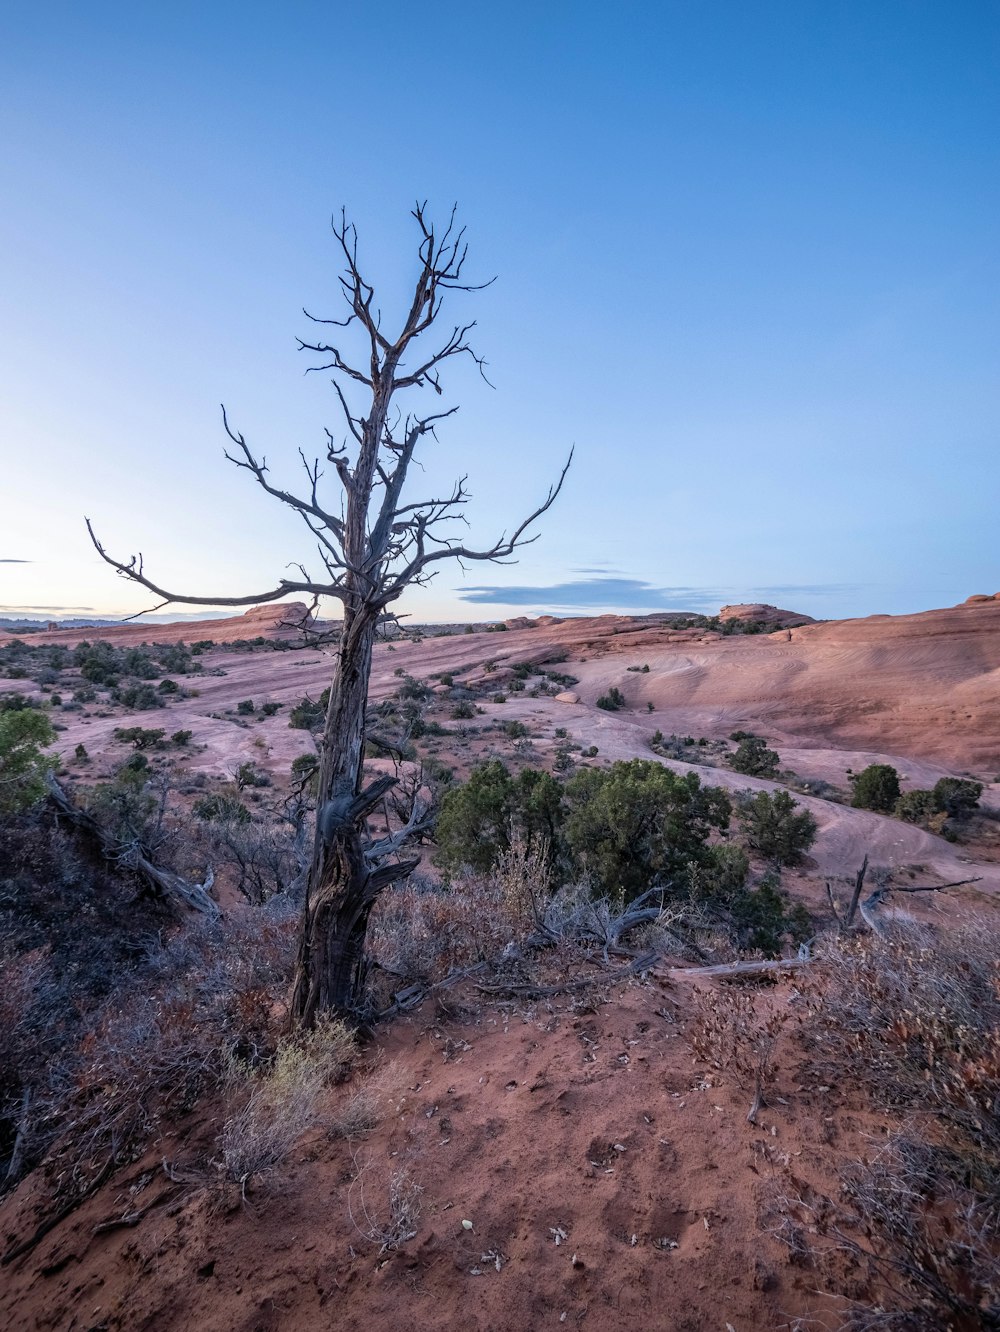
[290,605,381,1025]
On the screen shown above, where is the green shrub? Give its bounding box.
[260,701,282,716]
[434,761,564,877]
[0,693,41,712]
[154,643,192,674]
[736,789,817,865]
[931,776,982,820]
[690,843,750,900]
[113,682,164,711]
[596,687,626,712]
[728,877,812,955]
[563,759,731,903]
[0,707,55,813]
[397,675,429,701]
[158,678,180,694]
[234,762,270,790]
[451,701,476,720]
[289,690,329,730]
[894,788,936,824]
[113,726,166,750]
[81,758,159,851]
[850,763,901,812]
[193,792,251,823]
[502,720,529,739]
[236,699,255,715]
[122,648,159,680]
[728,736,780,778]
[171,729,193,746]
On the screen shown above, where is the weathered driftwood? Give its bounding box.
[665,956,812,981]
[476,952,659,999]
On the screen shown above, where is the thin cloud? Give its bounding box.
[748,583,865,598]
[459,577,860,615]
[0,559,32,564]
[0,605,98,613]
[459,578,727,613]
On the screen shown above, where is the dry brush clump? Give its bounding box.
[804,920,1000,1328]
[347,1149,423,1254]
[686,984,791,1122]
[1,887,298,1239]
[818,921,1000,1155]
[366,829,550,998]
[220,1016,358,1195]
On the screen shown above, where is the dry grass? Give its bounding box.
[817,919,1000,1161]
[327,1059,395,1140]
[347,1150,422,1253]
[220,1016,358,1192]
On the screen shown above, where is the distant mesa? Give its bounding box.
[717,603,816,628]
[964,593,1000,604]
[0,600,315,648]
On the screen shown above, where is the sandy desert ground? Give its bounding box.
[2,593,999,1331]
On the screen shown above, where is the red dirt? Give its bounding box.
[0,966,882,1332]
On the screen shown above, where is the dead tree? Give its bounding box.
[826,854,982,935]
[87,204,571,1023]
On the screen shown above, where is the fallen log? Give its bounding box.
[46,776,218,916]
[663,956,812,981]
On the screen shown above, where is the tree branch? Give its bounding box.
[377,447,573,605]
[85,518,344,615]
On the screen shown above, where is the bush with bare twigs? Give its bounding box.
[327,1063,392,1140]
[0,884,297,1243]
[805,921,1000,1327]
[366,830,550,998]
[348,1152,422,1253]
[687,985,790,1123]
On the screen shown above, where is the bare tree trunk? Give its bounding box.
[288,607,418,1025]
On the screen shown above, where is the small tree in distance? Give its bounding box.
[736,789,817,866]
[728,735,780,778]
[87,205,571,1024]
[850,763,901,813]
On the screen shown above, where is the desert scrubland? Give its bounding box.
[1,594,998,1331]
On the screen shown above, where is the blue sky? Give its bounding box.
[1,1,997,623]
